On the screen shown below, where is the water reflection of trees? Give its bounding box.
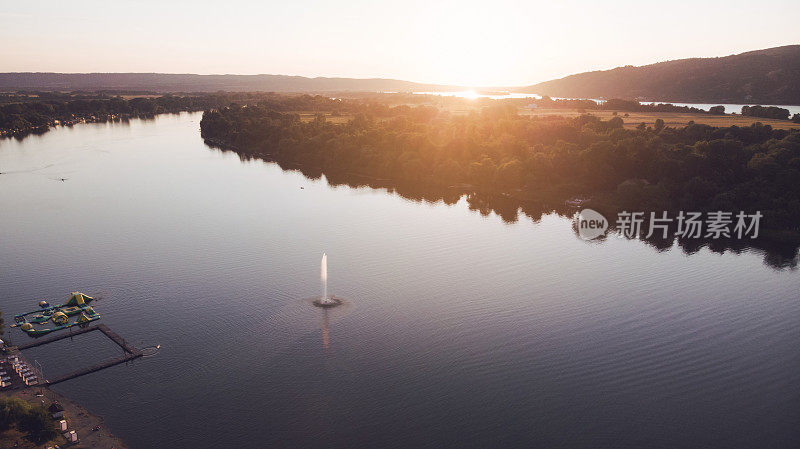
[1,115,157,141]
[209,144,799,270]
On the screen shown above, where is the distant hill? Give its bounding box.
[0,73,457,93]
[5,45,800,103]
[521,45,800,105]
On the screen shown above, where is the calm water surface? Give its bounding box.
[413,91,800,115]
[1,113,798,448]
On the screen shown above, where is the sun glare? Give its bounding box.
[460,90,480,100]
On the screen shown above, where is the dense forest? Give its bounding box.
[740,105,796,121]
[525,45,800,105]
[0,397,57,444]
[3,90,797,138]
[534,97,713,114]
[0,93,232,136]
[0,92,376,137]
[201,101,800,253]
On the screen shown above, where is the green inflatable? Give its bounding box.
[13,292,101,337]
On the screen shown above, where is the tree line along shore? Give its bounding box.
[2,91,799,138]
[199,97,800,247]
[3,91,799,248]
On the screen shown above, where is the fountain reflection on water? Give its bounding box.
[321,309,330,350]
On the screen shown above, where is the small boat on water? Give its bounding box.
[13,292,101,337]
[565,196,590,207]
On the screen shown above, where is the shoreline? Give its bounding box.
[0,386,129,449]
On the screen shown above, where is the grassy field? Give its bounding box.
[523,108,800,130]
[297,112,352,123]
[119,94,163,99]
[293,106,800,130]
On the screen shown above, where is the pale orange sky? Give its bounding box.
[1,0,798,86]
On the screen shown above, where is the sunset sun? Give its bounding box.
[1,1,799,448]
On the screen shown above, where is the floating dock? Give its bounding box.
[12,324,143,387]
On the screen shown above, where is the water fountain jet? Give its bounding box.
[313,252,341,308]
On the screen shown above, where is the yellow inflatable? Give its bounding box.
[52,311,68,325]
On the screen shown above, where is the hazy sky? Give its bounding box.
[1,0,798,86]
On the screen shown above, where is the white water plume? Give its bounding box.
[321,253,330,303]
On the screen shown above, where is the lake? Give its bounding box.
[1,112,798,448]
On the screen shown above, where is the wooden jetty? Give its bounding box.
[14,324,143,387]
[17,325,101,351]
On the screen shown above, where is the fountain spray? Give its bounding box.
[321,252,328,302]
[314,252,340,308]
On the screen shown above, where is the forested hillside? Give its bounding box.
[525,45,800,105]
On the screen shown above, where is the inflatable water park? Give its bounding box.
[3,292,159,391]
[12,292,101,337]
